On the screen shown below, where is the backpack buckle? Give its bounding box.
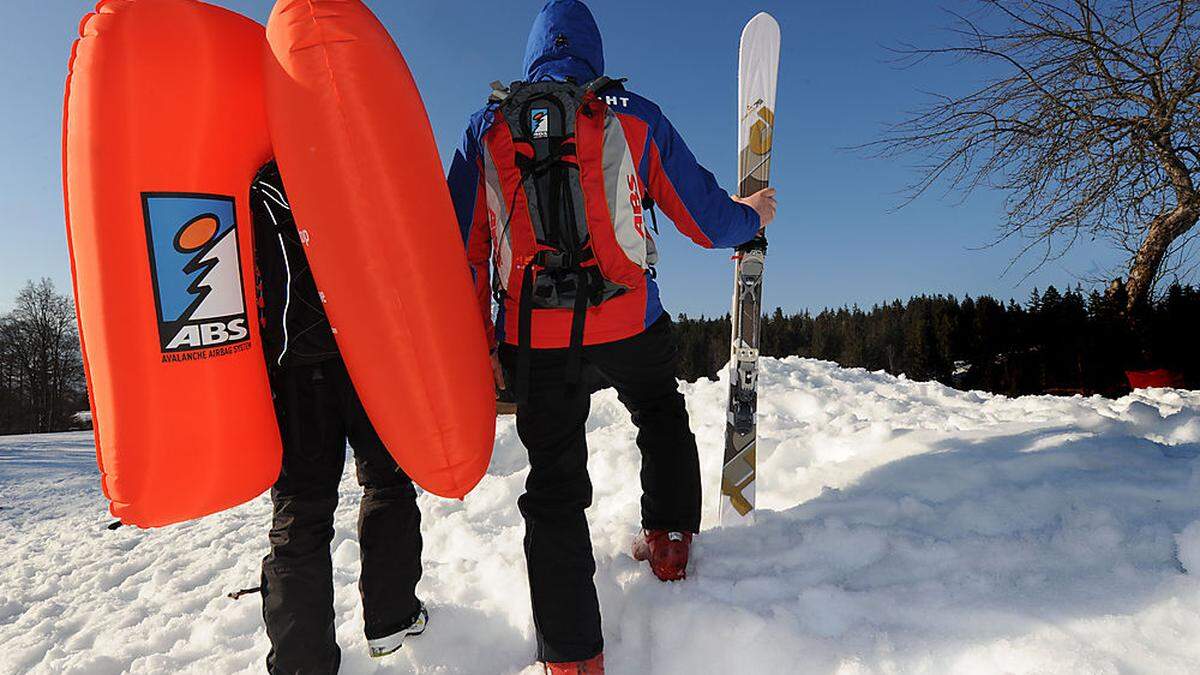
[535,250,571,269]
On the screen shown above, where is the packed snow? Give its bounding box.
[3,357,1200,674]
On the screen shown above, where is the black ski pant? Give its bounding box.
[498,314,701,663]
[261,358,423,675]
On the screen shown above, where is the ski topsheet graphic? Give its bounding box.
[720,12,780,527]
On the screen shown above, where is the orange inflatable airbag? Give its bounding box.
[264,0,496,498]
[63,0,281,527]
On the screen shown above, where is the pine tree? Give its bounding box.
[665,286,1198,392]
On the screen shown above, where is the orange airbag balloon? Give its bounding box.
[264,0,495,498]
[63,0,281,527]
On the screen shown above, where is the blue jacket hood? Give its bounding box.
[523,0,604,82]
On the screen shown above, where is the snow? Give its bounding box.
[3,357,1200,674]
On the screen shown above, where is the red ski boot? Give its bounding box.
[632,530,693,581]
[544,653,604,674]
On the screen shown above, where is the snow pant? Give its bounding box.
[261,358,423,675]
[498,314,701,663]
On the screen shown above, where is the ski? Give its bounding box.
[720,12,779,527]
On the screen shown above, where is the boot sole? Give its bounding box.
[368,607,428,658]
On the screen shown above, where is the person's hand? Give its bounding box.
[490,350,507,391]
[732,187,777,227]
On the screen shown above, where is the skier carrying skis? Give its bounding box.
[447,2,777,672]
[251,162,429,674]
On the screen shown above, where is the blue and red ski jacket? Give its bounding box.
[447,0,761,350]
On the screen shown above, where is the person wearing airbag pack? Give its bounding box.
[447,2,777,672]
[251,161,429,674]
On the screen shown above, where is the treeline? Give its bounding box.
[0,279,87,435]
[674,283,1200,396]
[2,278,1197,436]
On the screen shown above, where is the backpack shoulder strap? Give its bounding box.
[583,76,627,99]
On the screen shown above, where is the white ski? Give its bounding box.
[720,12,780,527]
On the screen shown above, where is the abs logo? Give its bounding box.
[627,175,647,238]
[531,108,550,139]
[143,193,250,354]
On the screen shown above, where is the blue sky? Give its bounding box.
[0,0,1125,316]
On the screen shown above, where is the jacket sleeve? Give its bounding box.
[447,125,496,351]
[641,103,761,249]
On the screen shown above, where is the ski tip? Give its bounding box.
[742,12,781,42]
[746,12,779,29]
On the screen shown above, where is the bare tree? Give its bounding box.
[873,0,1200,314]
[0,316,21,432]
[0,279,84,434]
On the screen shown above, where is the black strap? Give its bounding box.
[642,194,660,236]
[514,141,577,178]
[584,76,627,98]
[547,148,566,256]
[516,264,597,398]
[533,246,593,271]
[564,270,592,390]
[515,264,536,404]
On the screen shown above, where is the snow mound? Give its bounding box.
[3,357,1200,674]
